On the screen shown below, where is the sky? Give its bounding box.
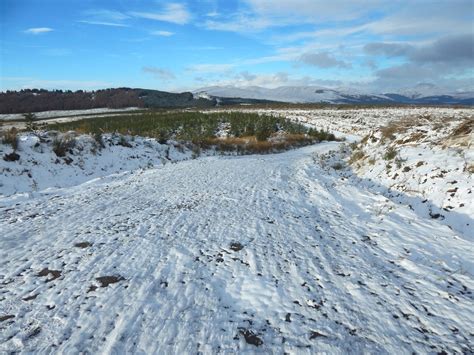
[0,0,473,93]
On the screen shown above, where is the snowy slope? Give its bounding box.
[195,85,390,104]
[1,141,473,353]
[0,132,195,197]
[196,85,474,104]
[0,107,142,122]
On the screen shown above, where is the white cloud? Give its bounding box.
[245,0,382,22]
[130,3,191,25]
[24,28,53,35]
[83,9,129,21]
[142,66,175,80]
[187,63,235,73]
[196,71,348,89]
[80,9,130,27]
[204,16,272,32]
[78,20,129,27]
[203,0,386,33]
[151,30,175,37]
[300,52,351,68]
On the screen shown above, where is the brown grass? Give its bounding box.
[395,131,427,145]
[449,119,473,138]
[1,127,19,150]
[349,150,365,164]
[194,134,315,154]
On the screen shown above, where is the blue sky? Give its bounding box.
[1,0,473,93]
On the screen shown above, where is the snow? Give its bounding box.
[0,132,194,197]
[0,107,143,122]
[196,85,357,103]
[1,107,473,353]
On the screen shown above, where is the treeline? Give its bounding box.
[0,88,217,114]
[0,88,143,114]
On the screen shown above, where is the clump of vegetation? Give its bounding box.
[24,113,38,131]
[450,119,473,138]
[380,125,398,141]
[349,150,365,164]
[1,127,19,150]
[93,131,105,149]
[395,157,406,169]
[308,128,336,141]
[48,111,338,154]
[53,135,76,157]
[383,147,398,160]
[117,135,132,148]
[349,142,359,150]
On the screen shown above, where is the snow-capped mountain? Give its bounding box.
[195,85,474,105]
[195,85,389,104]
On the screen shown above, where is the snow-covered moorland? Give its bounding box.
[1,107,473,353]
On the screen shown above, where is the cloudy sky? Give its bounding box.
[1,0,473,93]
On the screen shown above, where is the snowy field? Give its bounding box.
[1,107,473,353]
[0,107,143,122]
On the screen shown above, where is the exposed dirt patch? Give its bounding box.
[96,275,125,288]
[74,242,92,248]
[239,329,263,346]
[37,268,62,282]
[22,293,39,301]
[230,242,244,252]
[309,330,328,339]
[3,152,20,162]
[0,314,15,322]
[27,327,42,339]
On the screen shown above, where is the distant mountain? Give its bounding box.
[195,85,474,105]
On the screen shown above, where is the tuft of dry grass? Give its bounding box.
[450,119,473,137]
[349,150,365,164]
[1,127,19,150]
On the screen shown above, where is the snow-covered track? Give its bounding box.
[1,143,472,353]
